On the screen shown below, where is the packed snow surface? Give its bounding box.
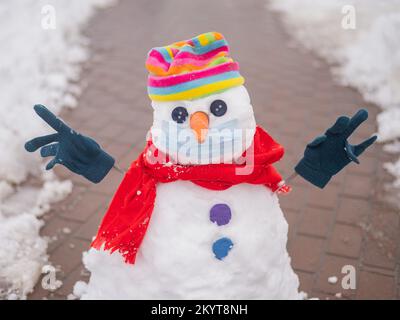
[0,0,114,299]
[269,0,400,188]
[75,181,304,299]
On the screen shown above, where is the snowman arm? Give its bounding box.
[274,171,298,194]
[113,164,126,174]
[282,172,298,186]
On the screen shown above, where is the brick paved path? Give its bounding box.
[29,0,399,299]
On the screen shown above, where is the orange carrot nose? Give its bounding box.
[190,111,209,143]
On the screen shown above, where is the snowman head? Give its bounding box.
[151,85,256,164]
[146,32,256,164]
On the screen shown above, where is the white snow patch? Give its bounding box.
[62,227,72,235]
[383,141,400,154]
[0,0,115,299]
[0,174,72,299]
[384,160,400,188]
[328,276,338,284]
[73,281,88,298]
[269,0,400,192]
[67,293,78,300]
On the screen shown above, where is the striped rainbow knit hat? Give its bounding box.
[146,32,244,102]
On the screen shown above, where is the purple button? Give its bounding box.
[210,204,231,226]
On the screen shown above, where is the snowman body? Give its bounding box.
[79,181,302,299]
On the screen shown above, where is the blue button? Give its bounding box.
[212,237,234,260]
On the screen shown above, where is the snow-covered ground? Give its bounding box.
[0,0,114,299]
[269,0,400,188]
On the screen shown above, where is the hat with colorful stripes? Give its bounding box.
[146,32,245,102]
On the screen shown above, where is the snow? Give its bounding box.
[384,161,400,188]
[75,181,304,299]
[269,0,400,190]
[0,0,115,299]
[62,227,72,235]
[67,293,78,300]
[0,173,72,299]
[328,276,338,284]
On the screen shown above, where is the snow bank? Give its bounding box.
[0,174,72,299]
[0,0,115,299]
[268,0,400,187]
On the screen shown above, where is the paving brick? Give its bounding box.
[74,206,106,241]
[328,224,363,258]
[103,142,132,160]
[298,207,334,238]
[279,184,308,212]
[346,155,377,176]
[363,237,396,271]
[89,169,123,196]
[289,235,325,273]
[362,265,396,277]
[114,127,149,146]
[50,185,88,216]
[342,174,373,199]
[280,118,306,137]
[96,121,127,141]
[66,171,94,188]
[356,271,396,300]
[119,148,142,170]
[59,191,106,222]
[336,196,370,226]
[80,117,111,134]
[362,209,399,270]
[308,183,340,210]
[296,271,315,296]
[40,215,82,253]
[29,281,51,300]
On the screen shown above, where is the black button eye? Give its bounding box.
[171,106,188,124]
[210,100,227,117]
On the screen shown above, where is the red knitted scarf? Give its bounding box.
[91,126,286,264]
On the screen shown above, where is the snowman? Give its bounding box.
[25,32,377,299]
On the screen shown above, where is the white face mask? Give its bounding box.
[151,86,256,165]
